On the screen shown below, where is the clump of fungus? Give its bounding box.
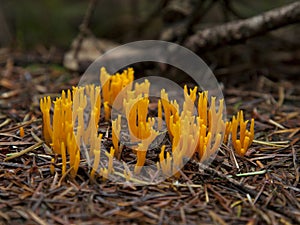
[100,67,134,121]
[40,85,100,178]
[40,67,255,181]
[112,115,121,158]
[231,111,255,156]
[156,86,225,177]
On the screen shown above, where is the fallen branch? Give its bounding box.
[184,1,300,52]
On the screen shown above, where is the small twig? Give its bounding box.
[292,145,299,186]
[1,141,34,146]
[58,166,74,187]
[0,119,40,133]
[4,141,43,161]
[253,139,289,148]
[113,171,157,185]
[0,118,11,128]
[31,131,53,154]
[0,132,22,139]
[267,118,286,129]
[226,169,268,178]
[26,209,48,225]
[228,143,239,169]
[31,131,43,143]
[0,161,32,169]
[74,0,98,59]
[253,182,266,205]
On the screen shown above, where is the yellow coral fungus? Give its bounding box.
[40,84,102,178]
[40,67,255,181]
[157,99,162,130]
[40,96,53,145]
[161,87,225,166]
[171,112,198,176]
[90,133,103,180]
[61,142,67,176]
[157,145,173,177]
[19,127,25,138]
[122,79,151,138]
[84,85,101,137]
[160,89,180,139]
[51,93,73,154]
[198,91,208,127]
[157,112,199,178]
[223,121,232,145]
[100,147,115,180]
[134,128,159,174]
[183,85,197,113]
[66,133,80,178]
[134,78,150,96]
[100,67,134,120]
[112,115,121,158]
[122,80,159,174]
[231,111,255,156]
[195,93,225,161]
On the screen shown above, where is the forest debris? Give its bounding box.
[26,209,48,225]
[1,49,300,224]
[0,78,15,89]
[0,141,34,146]
[252,140,289,148]
[209,211,228,225]
[4,141,43,161]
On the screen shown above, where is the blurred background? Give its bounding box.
[0,0,299,89]
[0,0,297,47]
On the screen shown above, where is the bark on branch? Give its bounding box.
[184,1,300,52]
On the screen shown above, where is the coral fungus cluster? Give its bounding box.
[40,67,255,181]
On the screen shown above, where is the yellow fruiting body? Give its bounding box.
[101,147,115,180]
[160,89,180,139]
[231,111,255,156]
[19,127,25,138]
[157,99,163,130]
[40,84,102,178]
[67,133,80,178]
[40,96,53,145]
[158,145,173,177]
[112,115,121,158]
[223,121,232,145]
[134,128,159,174]
[100,67,134,121]
[50,157,55,175]
[90,133,103,180]
[61,142,67,176]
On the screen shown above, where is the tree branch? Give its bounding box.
[74,0,98,59]
[184,1,300,52]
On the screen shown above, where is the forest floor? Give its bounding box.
[0,51,299,225]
